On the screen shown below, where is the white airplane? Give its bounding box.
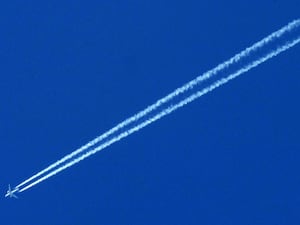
[5,184,19,199]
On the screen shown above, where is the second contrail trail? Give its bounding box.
[15,19,300,193]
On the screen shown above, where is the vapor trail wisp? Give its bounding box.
[14,19,300,193]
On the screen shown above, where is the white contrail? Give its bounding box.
[15,19,300,190]
[18,34,300,193]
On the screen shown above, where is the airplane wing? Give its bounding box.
[12,194,18,199]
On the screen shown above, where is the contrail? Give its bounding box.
[16,19,300,193]
[15,19,300,189]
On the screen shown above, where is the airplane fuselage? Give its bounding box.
[5,185,19,198]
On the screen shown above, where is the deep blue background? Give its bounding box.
[1,1,299,224]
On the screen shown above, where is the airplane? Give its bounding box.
[5,184,19,199]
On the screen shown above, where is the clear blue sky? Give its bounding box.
[1,1,299,224]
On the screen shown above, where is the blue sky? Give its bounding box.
[1,1,300,224]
